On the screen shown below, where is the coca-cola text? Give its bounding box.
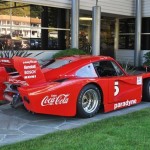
[41,94,69,106]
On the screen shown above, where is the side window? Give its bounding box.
[93,61,124,77]
[111,61,125,76]
[76,63,98,77]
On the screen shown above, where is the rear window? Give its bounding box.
[76,63,98,78]
[46,59,71,69]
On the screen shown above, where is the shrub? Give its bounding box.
[0,50,33,58]
[143,52,150,66]
[52,48,89,59]
[119,62,136,74]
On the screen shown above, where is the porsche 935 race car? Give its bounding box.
[0,55,150,118]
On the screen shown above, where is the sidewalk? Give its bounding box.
[0,102,150,146]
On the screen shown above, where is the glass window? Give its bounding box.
[119,35,134,49]
[0,2,70,50]
[101,17,115,57]
[141,35,150,50]
[111,61,125,76]
[79,12,92,54]
[141,18,150,50]
[142,18,150,33]
[119,18,135,33]
[46,59,71,69]
[76,63,98,78]
[93,61,124,77]
[119,18,135,50]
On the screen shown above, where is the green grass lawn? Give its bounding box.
[1,108,150,150]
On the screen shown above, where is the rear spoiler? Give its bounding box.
[13,56,46,85]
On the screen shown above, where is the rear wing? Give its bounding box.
[0,58,14,68]
[13,56,46,85]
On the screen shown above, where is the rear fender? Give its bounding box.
[0,67,8,100]
[18,81,80,116]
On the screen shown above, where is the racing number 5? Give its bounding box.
[114,81,119,96]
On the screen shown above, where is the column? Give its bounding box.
[66,9,70,49]
[134,0,142,67]
[114,18,119,59]
[71,0,79,49]
[88,26,92,44]
[92,6,101,55]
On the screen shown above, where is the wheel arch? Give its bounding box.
[76,82,103,118]
[143,77,150,82]
[80,82,104,105]
[142,77,150,101]
[142,77,150,89]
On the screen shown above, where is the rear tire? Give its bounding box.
[143,79,150,101]
[77,84,101,118]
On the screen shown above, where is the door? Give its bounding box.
[93,60,142,111]
[108,75,142,107]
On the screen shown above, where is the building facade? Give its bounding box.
[0,0,150,66]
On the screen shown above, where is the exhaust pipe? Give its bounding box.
[3,83,23,108]
[3,93,13,102]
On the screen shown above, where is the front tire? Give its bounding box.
[143,79,150,101]
[77,84,101,118]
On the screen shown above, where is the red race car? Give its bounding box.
[0,55,150,118]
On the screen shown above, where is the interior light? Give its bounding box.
[79,17,92,21]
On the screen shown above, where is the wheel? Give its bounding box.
[77,84,101,118]
[143,79,150,101]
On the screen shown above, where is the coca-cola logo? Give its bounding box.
[41,94,69,106]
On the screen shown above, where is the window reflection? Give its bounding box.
[101,17,115,57]
[79,13,92,54]
[0,2,70,50]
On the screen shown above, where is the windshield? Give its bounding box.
[46,59,71,69]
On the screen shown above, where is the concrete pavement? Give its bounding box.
[0,102,150,146]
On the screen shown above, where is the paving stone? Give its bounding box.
[0,135,5,141]
[0,134,39,146]
[28,118,66,128]
[0,129,23,135]
[0,105,28,117]
[0,104,12,110]
[19,124,58,134]
[18,112,64,122]
[55,122,81,130]
[66,117,95,126]
[0,115,28,130]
